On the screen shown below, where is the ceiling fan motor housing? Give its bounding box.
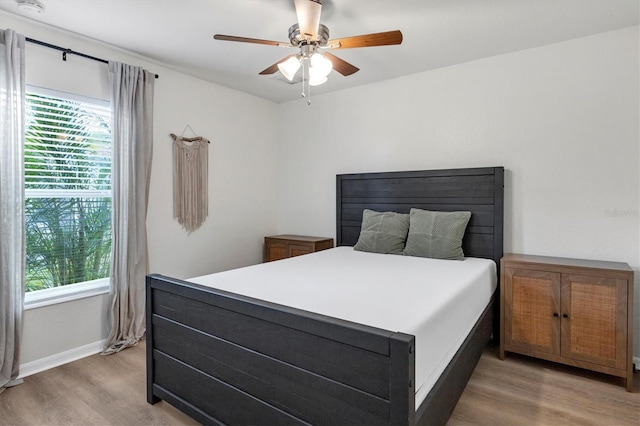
[288,23,330,47]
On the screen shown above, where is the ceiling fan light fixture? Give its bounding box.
[308,73,327,87]
[277,56,301,81]
[310,53,332,77]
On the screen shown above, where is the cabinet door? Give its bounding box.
[288,243,312,258]
[560,274,627,370]
[504,268,561,356]
[266,242,287,261]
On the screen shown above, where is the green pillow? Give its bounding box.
[403,209,471,260]
[353,209,410,255]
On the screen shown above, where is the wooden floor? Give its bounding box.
[0,342,197,426]
[1,342,638,425]
[449,345,639,425]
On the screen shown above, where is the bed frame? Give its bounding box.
[146,166,504,425]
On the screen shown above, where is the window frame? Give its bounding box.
[23,85,112,309]
[24,278,110,310]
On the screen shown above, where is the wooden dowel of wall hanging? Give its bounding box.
[169,133,210,143]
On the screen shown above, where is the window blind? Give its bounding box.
[24,90,112,292]
[25,92,111,193]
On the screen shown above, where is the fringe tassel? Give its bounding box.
[171,135,209,233]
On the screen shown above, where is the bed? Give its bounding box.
[146,166,505,425]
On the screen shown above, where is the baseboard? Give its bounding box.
[18,339,107,379]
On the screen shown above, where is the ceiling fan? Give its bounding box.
[213,0,403,102]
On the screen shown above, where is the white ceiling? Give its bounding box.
[0,0,637,103]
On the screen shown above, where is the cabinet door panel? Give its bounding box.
[267,243,287,261]
[505,268,561,355]
[561,274,627,369]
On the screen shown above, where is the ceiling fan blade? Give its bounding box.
[323,52,359,76]
[259,55,297,75]
[328,30,403,49]
[294,0,322,41]
[214,34,286,47]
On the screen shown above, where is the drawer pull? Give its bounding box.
[562,313,569,319]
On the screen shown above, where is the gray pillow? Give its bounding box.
[353,209,410,254]
[403,209,471,260]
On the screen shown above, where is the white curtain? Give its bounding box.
[0,29,26,389]
[102,61,154,355]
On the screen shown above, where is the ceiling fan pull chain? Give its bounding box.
[302,56,311,105]
[308,70,312,105]
[301,57,307,99]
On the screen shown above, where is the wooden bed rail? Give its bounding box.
[146,274,416,425]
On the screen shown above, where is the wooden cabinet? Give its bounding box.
[264,235,334,262]
[500,253,634,391]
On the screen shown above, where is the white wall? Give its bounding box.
[276,27,640,358]
[2,12,280,367]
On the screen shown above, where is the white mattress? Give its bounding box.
[188,246,497,408]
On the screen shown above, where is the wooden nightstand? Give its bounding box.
[264,235,334,262]
[500,253,634,391]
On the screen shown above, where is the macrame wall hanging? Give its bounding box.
[170,126,210,233]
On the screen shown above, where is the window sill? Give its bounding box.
[24,278,110,310]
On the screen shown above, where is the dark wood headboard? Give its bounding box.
[336,167,504,266]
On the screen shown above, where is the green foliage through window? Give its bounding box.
[25,90,112,292]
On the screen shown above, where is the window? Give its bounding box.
[24,87,112,302]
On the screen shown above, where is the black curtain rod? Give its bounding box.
[25,37,159,79]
